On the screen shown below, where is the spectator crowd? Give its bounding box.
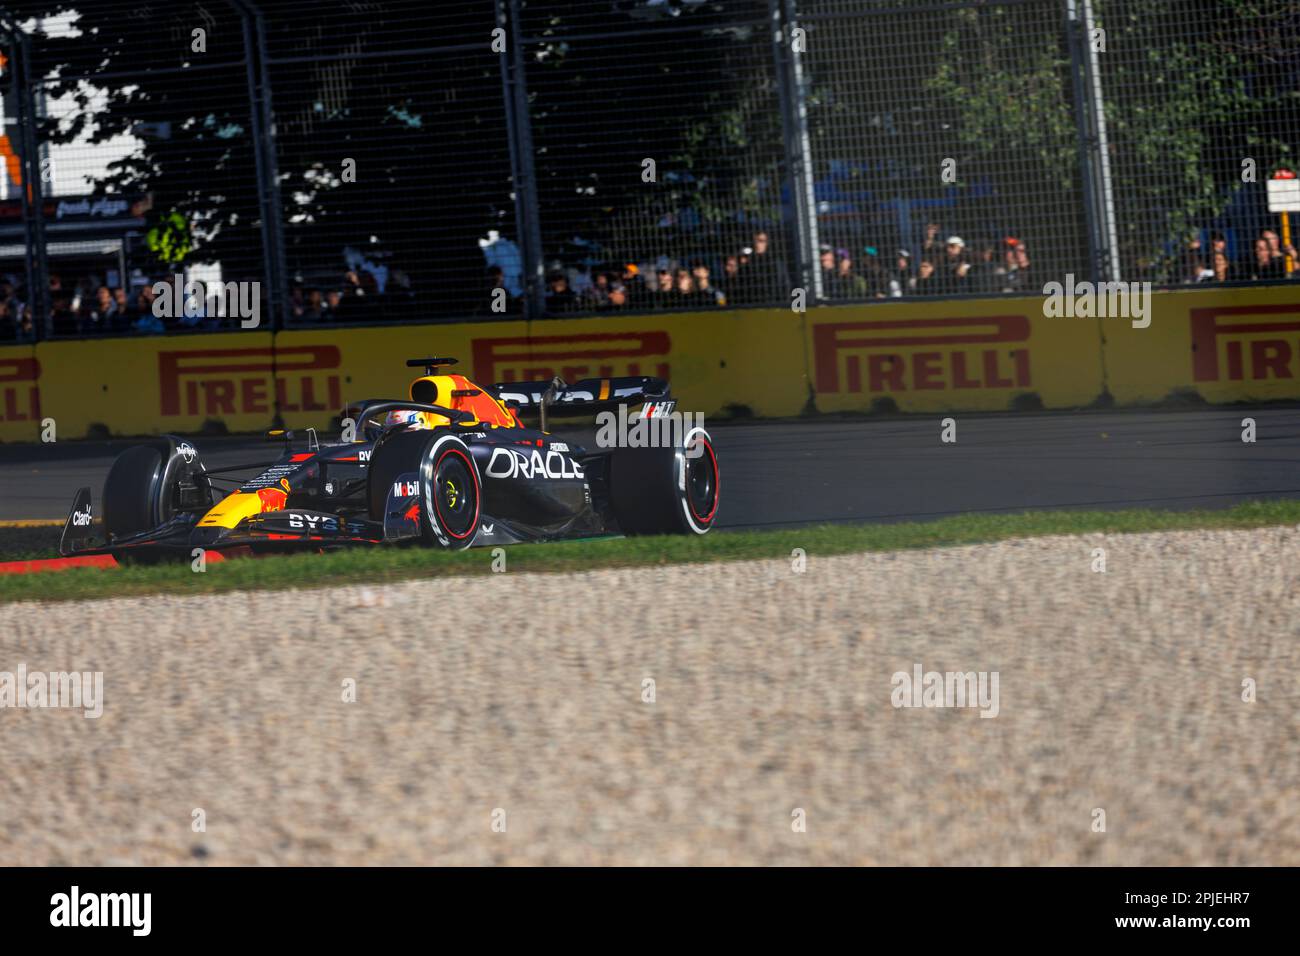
[1177,228,1299,284]
[0,265,403,340]
[3,221,1297,340]
[528,223,1039,318]
[530,220,1300,317]
[0,272,200,341]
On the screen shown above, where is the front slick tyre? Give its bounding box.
[609,425,718,535]
[102,444,165,542]
[420,434,481,550]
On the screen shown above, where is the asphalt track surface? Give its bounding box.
[0,407,1298,526]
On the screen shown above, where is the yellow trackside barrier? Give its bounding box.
[35,332,278,437]
[1103,284,1300,405]
[4,284,1299,441]
[275,307,809,426]
[805,298,1105,413]
[0,344,42,442]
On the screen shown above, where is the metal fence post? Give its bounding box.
[0,13,49,339]
[16,29,48,338]
[502,0,545,320]
[229,0,289,330]
[1066,0,1120,283]
[771,0,822,302]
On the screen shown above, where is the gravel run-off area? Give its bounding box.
[2,525,1298,865]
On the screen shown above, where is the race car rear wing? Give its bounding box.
[490,375,672,431]
[491,375,670,420]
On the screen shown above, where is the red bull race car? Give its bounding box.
[59,357,719,563]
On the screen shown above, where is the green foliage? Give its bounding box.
[918,0,1299,277]
[145,210,192,267]
[925,7,1078,189]
[1091,4,1269,276]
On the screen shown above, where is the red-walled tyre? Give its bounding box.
[367,430,481,550]
[609,425,718,535]
[420,434,481,550]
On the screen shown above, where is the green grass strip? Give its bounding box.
[2,499,1298,604]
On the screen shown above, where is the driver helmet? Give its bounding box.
[384,409,436,430]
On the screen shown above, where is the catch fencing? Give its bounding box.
[0,0,1296,340]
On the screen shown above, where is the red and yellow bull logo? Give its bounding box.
[256,487,288,513]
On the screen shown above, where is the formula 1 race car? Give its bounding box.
[59,357,719,563]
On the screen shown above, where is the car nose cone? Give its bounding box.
[189,526,227,548]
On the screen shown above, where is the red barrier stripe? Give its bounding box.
[0,549,234,575]
[0,555,119,575]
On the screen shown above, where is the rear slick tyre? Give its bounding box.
[609,425,718,535]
